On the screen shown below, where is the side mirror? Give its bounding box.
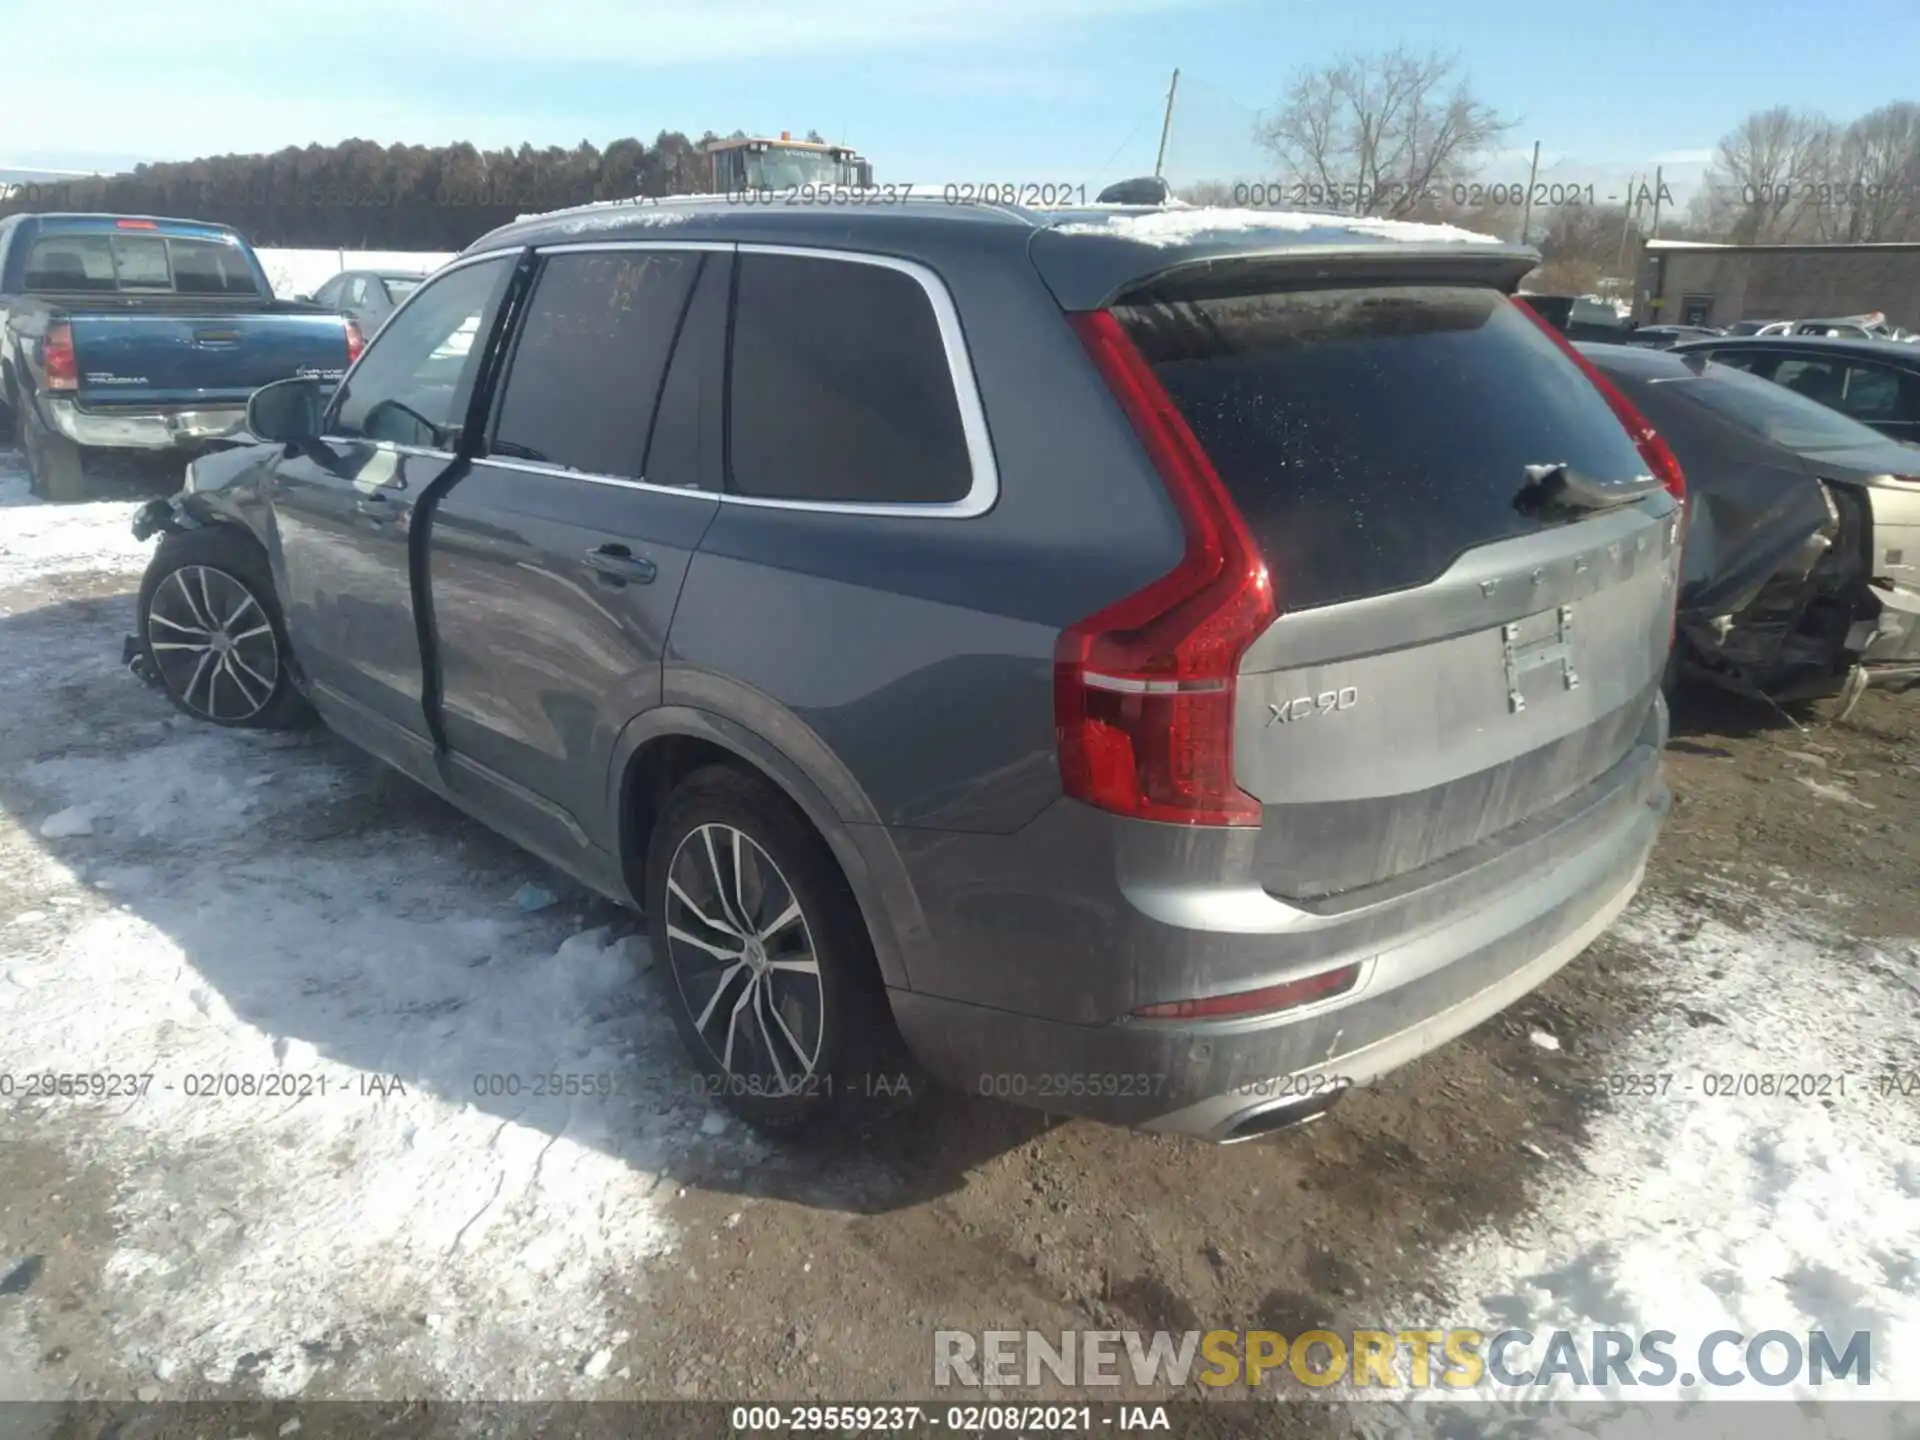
[294,293,314,303]
[247,377,324,444]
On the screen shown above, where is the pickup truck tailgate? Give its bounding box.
[67,311,352,407]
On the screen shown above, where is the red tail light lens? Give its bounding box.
[1512,298,1687,508]
[41,323,78,393]
[1058,310,1277,827]
[343,319,365,366]
[1133,962,1361,1020]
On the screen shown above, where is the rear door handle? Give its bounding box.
[585,544,657,584]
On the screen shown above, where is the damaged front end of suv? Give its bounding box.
[124,441,283,678]
[1579,343,1920,704]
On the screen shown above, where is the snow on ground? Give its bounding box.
[0,459,151,587]
[0,453,747,1399]
[254,248,456,301]
[1356,881,1919,1433]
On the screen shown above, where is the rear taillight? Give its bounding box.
[1058,310,1277,827]
[41,323,77,393]
[114,218,158,230]
[1133,962,1361,1020]
[343,319,365,366]
[1513,298,1687,509]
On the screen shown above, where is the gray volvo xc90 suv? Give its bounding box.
[129,195,1681,1142]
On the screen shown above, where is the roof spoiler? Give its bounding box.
[1062,245,1543,312]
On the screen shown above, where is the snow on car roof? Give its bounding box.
[1044,205,1505,247]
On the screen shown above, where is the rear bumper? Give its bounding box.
[886,704,1669,1142]
[892,791,1660,1141]
[40,396,247,451]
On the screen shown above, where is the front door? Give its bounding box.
[266,252,517,777]
[427,244,729,861]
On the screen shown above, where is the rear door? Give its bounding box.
[427,243,727,860]
[267,252,517,779]
[1114,282,1681,901]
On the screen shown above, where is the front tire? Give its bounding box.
[137,526,312,729]
[21,404,88,502]
[646,764,908,1134]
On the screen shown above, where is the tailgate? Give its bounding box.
[1114,282,1681,902]
[66,311,351,408]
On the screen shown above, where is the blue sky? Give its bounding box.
[4,0,1915,204]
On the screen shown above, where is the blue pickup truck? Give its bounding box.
[0,213,360,500]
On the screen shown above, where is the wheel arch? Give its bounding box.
[608,705,922,991]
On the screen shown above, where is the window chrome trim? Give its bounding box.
[479,453,708,496]
[476,239,999,518]
[533,240,738,256]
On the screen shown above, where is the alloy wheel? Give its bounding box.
[663,823,825,1095]
[146,564,281,723]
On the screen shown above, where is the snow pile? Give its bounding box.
[0,559,734,1398]
[254,248,455,301]
[1048,207,1505,247]
[0,449,152,586]
[1357,883,1919,1428]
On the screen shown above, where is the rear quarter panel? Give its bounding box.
[664,236,1184,993]
[666,236,1180,835]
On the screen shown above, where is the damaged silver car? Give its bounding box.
[1580,343,1920,703]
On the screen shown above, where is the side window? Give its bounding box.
[1838,363,1901,422]
[488,250,699,479]
[330,256,513,449]
[344,276,369,308]
[1771,358,1847,409]
[728,252,973,504]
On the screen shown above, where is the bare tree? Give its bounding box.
[1176,179,1238,206]
[1691,107,1832,242]
[1802,102,1920,242]
[1254,48,1513,219]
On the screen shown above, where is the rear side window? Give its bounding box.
[728,253,972,504]
[489,251,699,479]
[1665,363,1890,452]
[1116,285,1651,610]
[20,232,261,296]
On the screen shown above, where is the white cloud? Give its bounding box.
[0,0,1230,157]
[13,0,1221,67]
[1650,146,1716,165]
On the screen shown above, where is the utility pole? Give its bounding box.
[1616,173,1637,276]
[1153,68,1181,180]
[1518,140,1541,244]
[1649,164,1665,239]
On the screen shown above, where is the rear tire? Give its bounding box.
[22,404,88,502]
[646,763,912,1135]
[137,526,313,730]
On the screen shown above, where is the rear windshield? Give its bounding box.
[1664,363,1890,453]
[385,277,422,300]
[1116,284,1652,610]
[20,233,262,296]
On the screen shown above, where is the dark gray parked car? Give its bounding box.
[299,268,426,336]
[1582,344,1920,700]
[126,196,1681,1142]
